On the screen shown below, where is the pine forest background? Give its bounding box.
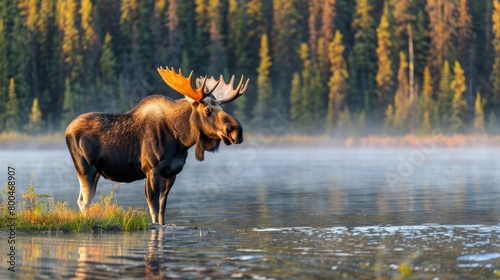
[0,0,500,136]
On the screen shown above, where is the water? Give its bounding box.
[1,146,500,279]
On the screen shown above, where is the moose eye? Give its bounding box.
[205,107,212,116]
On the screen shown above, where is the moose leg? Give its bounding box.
[76,166,100,213]
[145,173,162,224]
[158,176,176,225]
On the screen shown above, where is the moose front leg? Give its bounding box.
[159,176,176,225]
[145,173,162,224]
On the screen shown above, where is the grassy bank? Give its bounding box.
[0,184,149,233]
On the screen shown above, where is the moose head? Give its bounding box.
[157,67,249,161]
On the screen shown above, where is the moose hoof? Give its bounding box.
[149,223,161,230]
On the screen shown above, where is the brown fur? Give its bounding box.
[65,94,243,225]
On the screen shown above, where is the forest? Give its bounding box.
[0,0,498,136]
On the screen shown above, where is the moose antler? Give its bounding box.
[196,75,249,104]
[157,67,219,103]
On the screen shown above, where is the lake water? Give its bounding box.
[1,145,500,279]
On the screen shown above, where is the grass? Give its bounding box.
[0,182,150,233]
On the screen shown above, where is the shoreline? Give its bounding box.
[2,132,500,149]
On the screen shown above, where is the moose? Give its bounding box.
[65,67,248,225]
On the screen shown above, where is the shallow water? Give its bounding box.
[1,146,500,279]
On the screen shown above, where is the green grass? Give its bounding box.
[0,183,150,233]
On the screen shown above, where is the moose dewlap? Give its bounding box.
[65,67,249,225]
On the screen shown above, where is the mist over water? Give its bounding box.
[1,146,500,278]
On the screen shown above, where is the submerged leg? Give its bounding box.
[158,176,176,225]
[145,172,162,224]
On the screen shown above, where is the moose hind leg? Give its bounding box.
[77,167,100,213]
[159,176,176,225]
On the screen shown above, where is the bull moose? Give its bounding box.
[65,67,248,225]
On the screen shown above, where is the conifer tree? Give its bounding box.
[457,0,472,69]
[375,2,393,119]
[474,92,485,134]
[25,98,43,133]
[422,66,434,116]
[254,33,273,123]
[426,0,457,76]
[326,30,348,131]
[413,10,429,80]
[247,0,265,70]
[420,66,435,131]
[383,104,394,133]
[5,78,19,132]
[320,0,336,64]
[289,72,302,125]
[207,0,223,74]
[299,43,312,125]
[61,78,74,129]
[437,61,452,126]
[394,52,409,131]
[390,0,410,52]
[166,0,181,68]
[60,0,82,79]
[308,0,321,63]
[349,0,376,112]
[450,61,467,132]
[273,0,301,102]
[195,0,207,27]
[100,33,117,84]
[0,19,7,130]
[421,110,431,134]
[80,0,97,52]
[491,0,500,107]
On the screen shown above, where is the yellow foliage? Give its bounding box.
[80,0,97,51]
[474,93,485,133]
[353,0,373,33]
[375,3,393,97]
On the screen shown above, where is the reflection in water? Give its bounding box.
[4,225,499,279]
[1,147,500,278]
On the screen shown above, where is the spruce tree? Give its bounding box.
[5,78,19,132]
[100,33,117,84]
[437,61,452,127]
[421,66,435,131]
[394,52,409,131]
[290,72,302,126]
[491,0,500,107]
[61,78,74,129]
[299,43,312,125]
[450,61,467,132]
[25,98,43,134]
[254,33,273,124]
[426,0,457,76]
[383,104,394,134]
[247,0,265,71]
[473,92,485,134]
[349,0,376,113]
[326,30,348,132]
[0,19,7,130]
[375,2,393,120]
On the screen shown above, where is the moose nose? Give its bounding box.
[224,123,243,144]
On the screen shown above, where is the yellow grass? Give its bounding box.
[0,184,149,233]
